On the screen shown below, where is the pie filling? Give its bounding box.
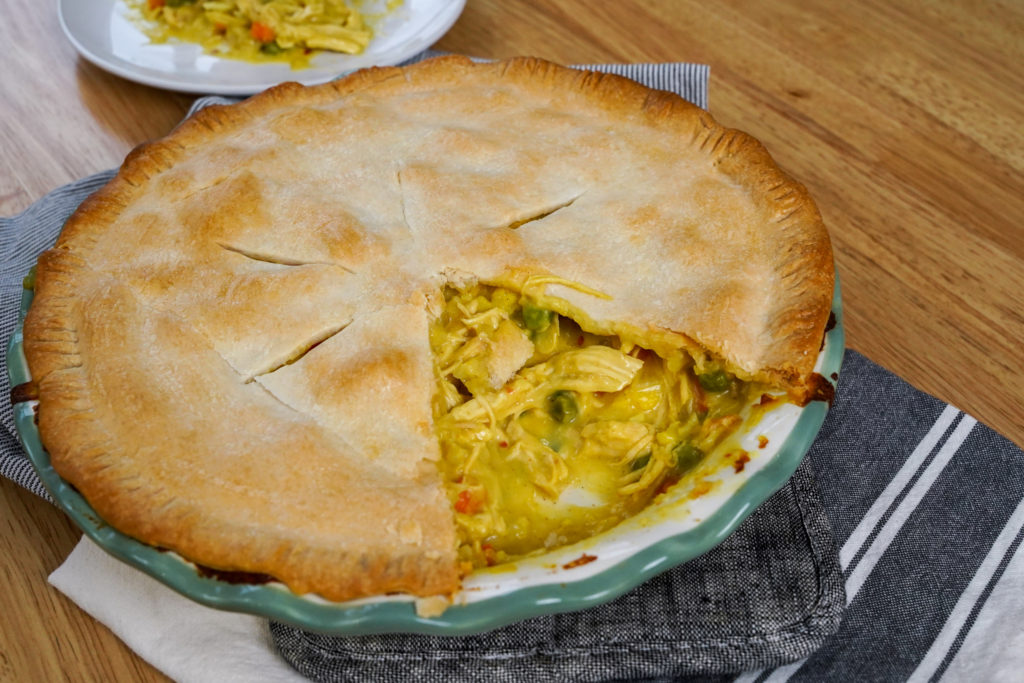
[430,284,772,570]
[126,0,375,68]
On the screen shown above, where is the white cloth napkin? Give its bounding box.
[50,530,1024,683]
[49,538,305,683]
[50,532,1024,683]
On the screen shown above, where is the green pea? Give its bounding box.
[547,390,579,424]
[522,303,554,331]
[260,40,284,55]
[672,442,703,474]
[630,452,652,472]
[698,369,731,392]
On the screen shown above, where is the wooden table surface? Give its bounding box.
[1,0,1021,680]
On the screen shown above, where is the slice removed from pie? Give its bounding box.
[22,55,834,603]
[430,281,789,570]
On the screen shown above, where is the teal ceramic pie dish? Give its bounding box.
[7,274,843,636]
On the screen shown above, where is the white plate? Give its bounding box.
[58,0,466,95]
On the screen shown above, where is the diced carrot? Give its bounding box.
[454,489,485,514]
[250,22,276,43]
[148,0,165,9]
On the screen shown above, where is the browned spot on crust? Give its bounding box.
[824,311,837,334]
[10,381,39,404]
[328,221,390,267]
[177,171,268,242]
[319,348,416,405]
[802,372,836,407]
[562,554,598,570]
[195,564,275,585]
[820,311,837,351]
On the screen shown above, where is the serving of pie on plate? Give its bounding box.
[20,56,834,608]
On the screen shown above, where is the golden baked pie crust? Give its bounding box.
[23,56,833,601]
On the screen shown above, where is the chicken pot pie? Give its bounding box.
[22,56,834,602]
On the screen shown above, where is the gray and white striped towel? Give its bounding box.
[2,56,1022,681]
[733,354,1024,683]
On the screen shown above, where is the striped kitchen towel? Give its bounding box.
[731,353,1024,683]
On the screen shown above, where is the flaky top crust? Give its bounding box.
[23,56,833,601]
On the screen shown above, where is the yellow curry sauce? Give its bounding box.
[431,284,766,569]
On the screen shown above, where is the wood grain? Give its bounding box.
[1,0,1021,679]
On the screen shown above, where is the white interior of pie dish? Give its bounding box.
[7,277,843,635]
